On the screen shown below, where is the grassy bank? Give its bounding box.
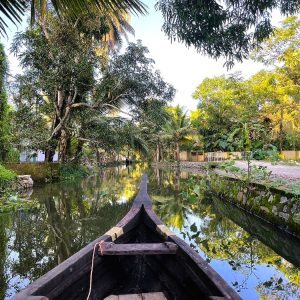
[0,164,16,192]
[0,163,90,212]
[0,164,39,212]
[4,162,90,182]
[152,162,300,236]
[213,160,300,197]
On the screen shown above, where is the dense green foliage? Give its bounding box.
[59,164,89,180]
[192,17,300,153]
[10,9,174,163]
[160,106,196,163]
[0,44,11,162]
[3,9,300,166]
[4,162,60,182]
[157,0,300,66]
[3,1,300,67]
[0,164,16,191]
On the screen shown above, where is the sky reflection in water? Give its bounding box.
[0,165,299,299]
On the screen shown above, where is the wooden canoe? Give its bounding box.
[13,174,241,300]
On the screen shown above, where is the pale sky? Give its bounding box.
[130,0,283,111]
[1,1,283,111]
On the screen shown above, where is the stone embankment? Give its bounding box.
[152,162,206,173]
[232,185,300,234]
[152,161,300,236]
[17,175,34,190]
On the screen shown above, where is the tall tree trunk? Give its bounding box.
[45,113,60,162]
[45,92,63,162]
[59,128,69,163]
[156,143,160,162]
[45,148,56,162]
[74,139,84,162]
[279,108,284,152]
[175,141,180,165]
[96,148,101,165]
[46,90,73,163]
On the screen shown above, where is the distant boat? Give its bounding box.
[13,175,241,300]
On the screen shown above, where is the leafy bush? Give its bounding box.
[252,145,280,161]
[3,163,60,182]
[6,148,20,162]
[0,164,16,191]
[60,164,89,180]
[219,160,240,172]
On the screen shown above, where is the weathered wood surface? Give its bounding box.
[104,292,167,300]
[98,242,177,256]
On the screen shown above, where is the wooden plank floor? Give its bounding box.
[104,292,167,299]
[99,242,177,256]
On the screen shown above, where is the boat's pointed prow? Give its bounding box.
[133,173,152,209]
[13,173,242,300]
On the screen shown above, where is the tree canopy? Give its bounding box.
[157,0,300,66]
[192,17,300,153]
[10,7,175,163]
[3,1,300,65]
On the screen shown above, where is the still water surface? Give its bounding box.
[0,166,299,299]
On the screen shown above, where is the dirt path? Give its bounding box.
[153,161,300,182]
[234,161,300,182]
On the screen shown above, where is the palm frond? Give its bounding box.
[0,0,147,37]
[0,0,26,37]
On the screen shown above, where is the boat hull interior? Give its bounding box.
[33,208,227,300]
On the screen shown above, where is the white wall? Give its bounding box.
[20,151,59,162]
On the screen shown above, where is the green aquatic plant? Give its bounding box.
[0,194,39,212]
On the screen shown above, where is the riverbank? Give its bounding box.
[152,161,300,194]
[152,161,300,237]
[0,163,90,212]
[2,162,92,183]
[1,166,299,299]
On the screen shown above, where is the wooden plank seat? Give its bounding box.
[98,242,177,256]
[104,292,167,300]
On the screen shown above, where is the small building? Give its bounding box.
[179,150,204,162]
[20,151,59,162]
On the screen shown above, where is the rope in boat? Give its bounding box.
[86,240,105,300]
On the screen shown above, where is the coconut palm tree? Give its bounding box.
[0,0,146,37]
[161,105,196,164]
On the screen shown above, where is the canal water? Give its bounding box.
[0,166,299,299]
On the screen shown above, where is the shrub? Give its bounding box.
[6,148,20,162]
[59,164,89,180]
[3,162,60,182]
[0,164,16,191]
[252,145,280,161]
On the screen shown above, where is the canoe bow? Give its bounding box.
[13,174,241,300]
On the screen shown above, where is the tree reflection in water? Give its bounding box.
[0,165,141,300]
[1,166,299,300]
[148,169,300,300]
